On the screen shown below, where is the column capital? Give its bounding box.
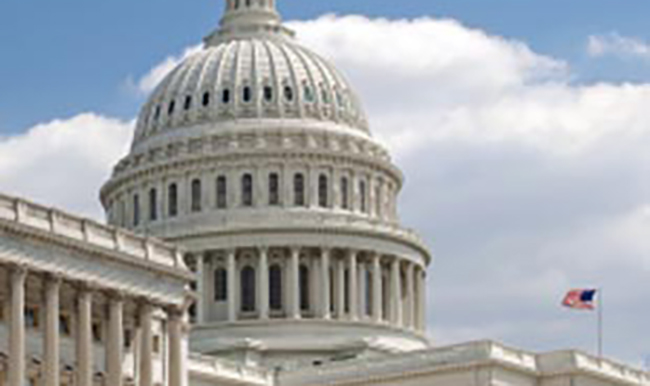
[289,246,302,258]
[43,272,63,287]
[259,246,270,254]
[104,289,126,302]
[8,263,28,279]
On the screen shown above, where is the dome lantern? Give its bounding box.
[205,0,294,45]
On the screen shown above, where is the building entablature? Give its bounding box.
[0,193,193,305]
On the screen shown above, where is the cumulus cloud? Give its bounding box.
[588,32,650,60]
[126,44,202,95]
[5,14,650,365]
[0,114,132,219]
[288,15,650,363]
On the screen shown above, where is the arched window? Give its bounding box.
[148,188,157,221]
[222,88,231,104]
[234,0,240,9]
[299,265,310,311]
[344,269,350,313]
[241,266,256,312]
[191,179,202,212]
[359,180,367,213]
[216,176,227,209]
[133,194,140,226]
[263,86,273,102]
[153,105,161,121]
[375,185,382,217]
[304,85,314,103]
[184,95,192,111]
[269,173,280,206]
[202,92,211,107]
[168,100,176,116]
[242,174,253,207]
[284,85,294,102]
[294,173,305,206]
[269,264,283,311]
[318,174,328,208]
[168,183,178,217]
[243,86,252,103]
[341,177,349,210]
[214,268,227,301]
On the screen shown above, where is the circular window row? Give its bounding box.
[147,84,352,124]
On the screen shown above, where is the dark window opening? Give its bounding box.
[222,89,231,104]
[216,176,227,209]
[191,179,202,212]
[214,268,227,301]
[264,86,273,102]
[241,266,256,312]
[168,183,178,217]
[269,173,280,206]
[318,174,328,208]
[148,188,157,221]
[270,264,283,311]
[184,95,192,110]
[300,265,310,311]
[294,173,305,206]
[242,174,254,207]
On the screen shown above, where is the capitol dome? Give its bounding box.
[131,0,368,153]
[101,0,431,369]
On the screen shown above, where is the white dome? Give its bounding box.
[132,4,369,151]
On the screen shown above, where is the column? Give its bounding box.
[419,268,427,332]
[348,250,358,321]
[44,275,62,386]
[319,248,331,319]
[8,266,27,386]
[138,303,153,386]
[106,296,124,386]
[168,308,185,386]
[372,254,382,323]
[196,254,205,324]
[77,288,93,386]
[259,247,270,320]
[289,247,301,319]
[226,249,237,322]
[334,257,345,319]
[406,262,415,329]
[390,258,402,327]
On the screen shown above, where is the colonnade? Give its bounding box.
[3,265,186,386]
[193,247,428,332]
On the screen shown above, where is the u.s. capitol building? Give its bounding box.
[0,1,648,386]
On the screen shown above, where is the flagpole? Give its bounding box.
[598,288,603,358]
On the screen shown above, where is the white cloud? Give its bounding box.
[587,32,650,60]
[127,44,202,95]
[5,14,650,364]
[0,114,133,219]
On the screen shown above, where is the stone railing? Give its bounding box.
[539,350,650,385]
[0,193,185,270]
[188,353,274,385]
[280,341,650,386]
[278,341,529,385]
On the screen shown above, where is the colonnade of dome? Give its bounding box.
[188,246,427,332]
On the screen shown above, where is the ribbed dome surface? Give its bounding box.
[132,34,369,150]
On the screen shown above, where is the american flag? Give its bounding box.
[562,289,598,310]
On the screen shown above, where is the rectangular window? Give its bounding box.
[168,183,178,217]
[341,177,349,210]
[191,179,202,212]
[149,188,158,221]
[133,194,140,226]
[242,174,254,207]
[216,176,227,209]
[269,173,280,206]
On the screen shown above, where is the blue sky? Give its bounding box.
[2,0,650,133]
